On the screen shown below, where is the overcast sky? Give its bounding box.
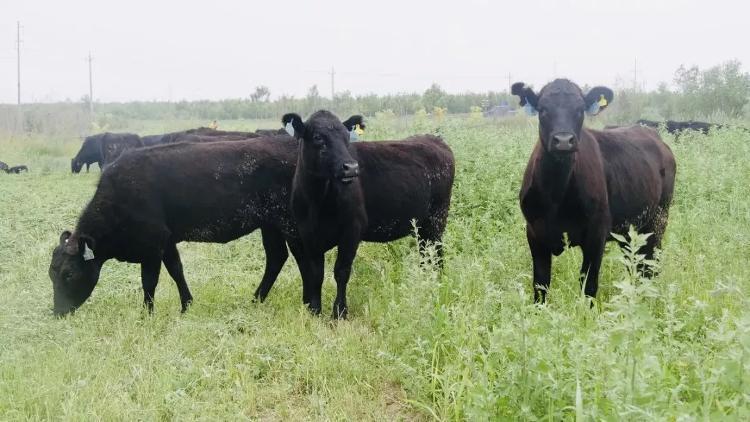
[1,0,747,103]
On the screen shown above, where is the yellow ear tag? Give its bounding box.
[598,94,608,107]
[354,124,364,135]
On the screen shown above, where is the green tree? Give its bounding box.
[422,83,447,111]
[250,86,271,103]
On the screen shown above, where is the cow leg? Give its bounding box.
[637,225,664,278]
[580,228,607,300]
[332,237,361,320]
[85,163,90,172]
[141,258,162,313]
[527,226,552,303]
[302,253,325,315]
[253,228,289,303]
[287,239,305,275]
[162,243,193,312]
[286,239,308,290]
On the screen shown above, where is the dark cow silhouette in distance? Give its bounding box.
[1,160,28,174]
[634,119,750,136]
[5,165,28,174]
[285,111,455,318]
[636,119,720,135]
[49,135,303,316]
[512,79,676,303]
[71,134,106,173]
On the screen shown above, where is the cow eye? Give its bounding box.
[312,135,324,147]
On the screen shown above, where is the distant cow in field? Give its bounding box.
[49,135,303,316]
[284,111,454,318]
[1,161,28,174]
[5,165,28,174]
[99,133,143,168]
[636,119,727,135]
[512,79,676,303]
[71,134,106,173]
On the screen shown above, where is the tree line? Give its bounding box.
[2,60,748,136]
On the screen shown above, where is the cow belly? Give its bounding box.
[363,219,413,242]
[175,217,260,243]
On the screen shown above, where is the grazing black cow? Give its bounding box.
[99,133,143,168]
[48,136,303,316]
[71,134,106,173]
[512,79,676,303]
[5,165,28,174]
[636,119,728,135]
[284,111,454,318]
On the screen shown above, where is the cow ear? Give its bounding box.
[342,115,365,131]
[59,230,73,245]
[584,86,614,115]
[63,233,80,256]
[511,82,539,115]
[281,113,304,139]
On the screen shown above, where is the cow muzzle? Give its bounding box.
[551,132,578,152]
[338,161,360,184]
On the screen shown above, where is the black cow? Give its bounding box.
[71,134,106,173]
[140,134,166,147]
[48,136,302,316]
[285,111,455,318]
[5,165,28,174]
[636,119,727,135]
[512,79,676,303]
[99,133,143,168]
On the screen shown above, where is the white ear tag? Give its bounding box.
[284,122,295,137]
[524,100,538,116]
[83,242,95,261]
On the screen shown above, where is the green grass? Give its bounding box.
[1,116,749,420]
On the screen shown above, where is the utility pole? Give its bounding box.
[330,66,335,101]
[88,52,94,115]
[508,72,512,93]
[16,21,21,105]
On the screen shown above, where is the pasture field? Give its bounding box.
[1,115,749,420]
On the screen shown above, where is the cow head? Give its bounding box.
[49,231,101,316]
[282,111,360,183]
[71,159,83,173]
[512,79,613,154]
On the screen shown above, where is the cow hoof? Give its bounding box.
[332,305,348,320]
[307,305,322,316]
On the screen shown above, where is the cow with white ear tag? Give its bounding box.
[49,231,102,316]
